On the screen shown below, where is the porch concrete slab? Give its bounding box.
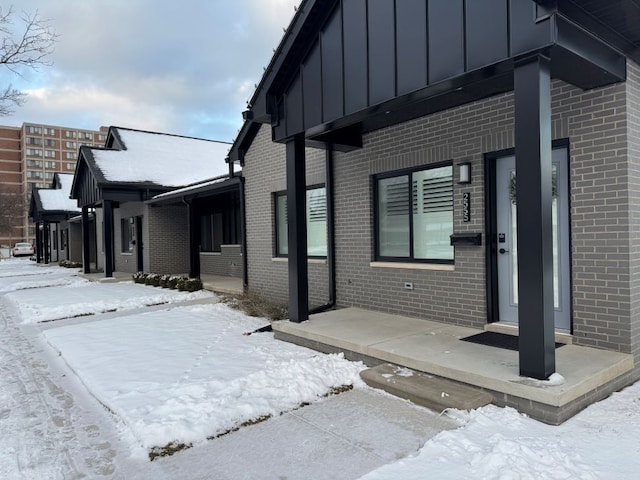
[276,308,452,353]
[201,274,243,295]
[79,271,133,283]
[272,307,634,411]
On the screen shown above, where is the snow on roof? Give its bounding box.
[39,174,80,212]
[151,175,231,200]
[92,129,231,187]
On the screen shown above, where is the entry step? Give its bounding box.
[360,363,493,413]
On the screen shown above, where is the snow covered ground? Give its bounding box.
[1,258,640,479]
[43,304,364,452]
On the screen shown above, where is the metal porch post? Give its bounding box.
[43,221,50,264]
[81,207,91,274]
[188,202,200,279]
[286,134,309,322]
[35,222,42,263]
[514,54,556,379]
[103,200,114,277]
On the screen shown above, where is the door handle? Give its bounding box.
[499,248,509,254]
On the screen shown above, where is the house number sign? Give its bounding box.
[462,191,471,223]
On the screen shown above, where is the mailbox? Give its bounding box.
[449,233,482,246]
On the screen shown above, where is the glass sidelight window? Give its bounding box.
[121,217,135,252]
[275,186,327,257]
[375,163,453,262]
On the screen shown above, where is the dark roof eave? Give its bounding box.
[146,176,242,206]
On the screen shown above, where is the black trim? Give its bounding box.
[485,138,571,327]
[372,160,454,265]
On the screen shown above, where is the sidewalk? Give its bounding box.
[0,259,458,479]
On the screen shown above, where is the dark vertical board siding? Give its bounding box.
[428,0,465,83]
[396,0,428,95]
[285,73,303,137]
[274,97,286,139]
[368,0,396,105]
[466,0,509,71]
[509,0,553,56]
[343,0,368,114]
[321,8,344,123]
[303,42,323,128]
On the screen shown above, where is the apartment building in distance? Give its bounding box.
[0,122,108,246]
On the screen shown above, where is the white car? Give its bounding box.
[12,242,35,257]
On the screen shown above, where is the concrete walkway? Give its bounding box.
[154,388,458,480]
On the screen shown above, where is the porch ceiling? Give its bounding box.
[557,0,640,65]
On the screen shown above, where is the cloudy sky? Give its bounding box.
[2,0,300,142]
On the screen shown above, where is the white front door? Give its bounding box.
[495,148,571,331]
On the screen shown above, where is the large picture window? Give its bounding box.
[375,163,453,263]
[275,186,327,257]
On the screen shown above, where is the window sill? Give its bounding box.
[120,252,133,256]
[272,257,327,265]
[200,252,222,256]
[369,261,454,271]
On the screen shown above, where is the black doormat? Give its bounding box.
[460,331,564,351]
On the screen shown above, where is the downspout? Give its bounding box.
[309,147,336,315]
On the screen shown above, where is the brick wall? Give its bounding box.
[243,72,639,367]
[147,204,190,275]
[200,244,243,278]
[243,126,329,308]
[627,60,640,368]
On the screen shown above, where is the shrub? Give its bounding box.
[145,273,162,287]
[59,259,83,269]
[230,290,288,321]
[131,272,201,291]
[133,271,147,284]
[183,278,203,292]
[167,275,184,289]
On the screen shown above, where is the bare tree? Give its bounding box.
[0,6,58,116]
[0,191,28,246]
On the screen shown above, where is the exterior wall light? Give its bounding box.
[458,162,472,185]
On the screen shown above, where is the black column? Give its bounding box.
[81,207,91,274]
[43,221,50,264]
[286,134,308,322]
[35,222,43,263]
[514,54,555,379]
[188,201,200,279]
[103,200,114,277]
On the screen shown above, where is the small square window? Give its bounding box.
[274,186,327,257]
